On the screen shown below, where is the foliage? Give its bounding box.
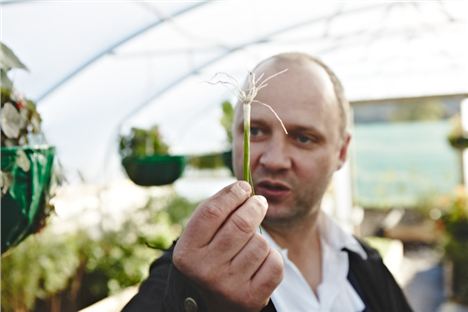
[0,42,58,255]
[389,98,445,122]
[1,191,197,311]
[1,229,81,311]
[1,89,42,147]
[0,42,42,148]
[220,100,234,144]
[119,126,169,158]
[187,152,225,170]
[447,114,468,149]
[434,187,468,304]
[0,41,28,89]
[439,187,468,243]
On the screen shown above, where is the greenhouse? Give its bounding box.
[1,1,468,311]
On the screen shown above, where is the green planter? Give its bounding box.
[222,150,234,175]
[122,155,186,186]
[1,146,55,254]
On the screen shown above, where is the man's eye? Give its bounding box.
[250,127,262,136]
[296,134,313,144]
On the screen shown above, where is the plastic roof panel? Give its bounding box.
[2,1,205,99]
[2,1,468,182]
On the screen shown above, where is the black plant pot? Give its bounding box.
[122,155,186,186]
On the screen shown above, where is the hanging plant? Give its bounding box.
[0,42,56,254]
[447,114,468,150]
[119,126,185,186]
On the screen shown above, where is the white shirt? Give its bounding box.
[261,212,367,312]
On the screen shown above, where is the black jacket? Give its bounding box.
[123,240,412,312]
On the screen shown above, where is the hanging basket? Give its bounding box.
[1,146,55,254]
[222,150,234,175]
[122,155,186,186]
[448,135,468,150]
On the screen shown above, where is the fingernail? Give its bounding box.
[238,181,251,194]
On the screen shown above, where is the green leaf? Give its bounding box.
[0,42,28,72]
[1,69,13,89]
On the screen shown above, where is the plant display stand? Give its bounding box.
[1,146,55,253]
[122,155,186,186]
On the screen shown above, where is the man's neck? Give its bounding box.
[263,210,323,295]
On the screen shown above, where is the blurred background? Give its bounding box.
[1,1,467,311]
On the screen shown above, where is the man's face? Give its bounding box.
[232,60,350,226]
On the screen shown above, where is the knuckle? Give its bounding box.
[251,235,269,257]
[224,188,242,206]
[244,293,260,310]
[172,247,182,263]
[255,251,284,292]
[200,201,223,221]
[221,182,248,204]
[172,241,184,260]
[252,195,268,210]
[212,234,232,254]
[247,196,267,216]
[231,213,254,234]
[172,248,188,271]
[268,252,284,282]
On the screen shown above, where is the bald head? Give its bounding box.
[247,52,350,137]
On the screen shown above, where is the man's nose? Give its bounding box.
[258,138,292,171]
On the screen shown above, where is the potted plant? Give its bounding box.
[119,126,185,186]
[1,42,56,254]
[438,187,468,305]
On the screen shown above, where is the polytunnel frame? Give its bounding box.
[97,1,458,171]
[115,2,391,130]
[3,0,461,178]
[94,2,395,174]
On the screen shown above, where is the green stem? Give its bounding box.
[243,103,251,184]
[244,103,260,233]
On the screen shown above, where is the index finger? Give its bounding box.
[181,181,252,247]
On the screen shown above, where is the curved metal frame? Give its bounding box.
[35,1,209,101]
[117,3,388,128]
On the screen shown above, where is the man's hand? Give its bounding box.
[173,181,284,311]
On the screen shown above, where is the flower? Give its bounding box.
[1,102,23,138]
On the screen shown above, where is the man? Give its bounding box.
[123,52,412,311]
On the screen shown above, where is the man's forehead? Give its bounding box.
[236,62,340,131]
[246,58,332,96]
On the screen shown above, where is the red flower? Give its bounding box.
[15,100,25,110]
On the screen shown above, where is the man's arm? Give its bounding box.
[123,181,284,312]
[122,242,206,311]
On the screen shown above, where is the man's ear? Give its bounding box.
[337,132,351,170]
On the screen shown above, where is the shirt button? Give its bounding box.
[184,297,198,312]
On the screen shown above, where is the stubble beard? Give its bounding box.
[261,185,323,229]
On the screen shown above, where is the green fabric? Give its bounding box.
[1,146,55,253]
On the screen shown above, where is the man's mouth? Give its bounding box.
[255,180,291,200]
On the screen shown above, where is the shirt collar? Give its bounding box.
[261,211,367,260]
[317,211,367,260]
